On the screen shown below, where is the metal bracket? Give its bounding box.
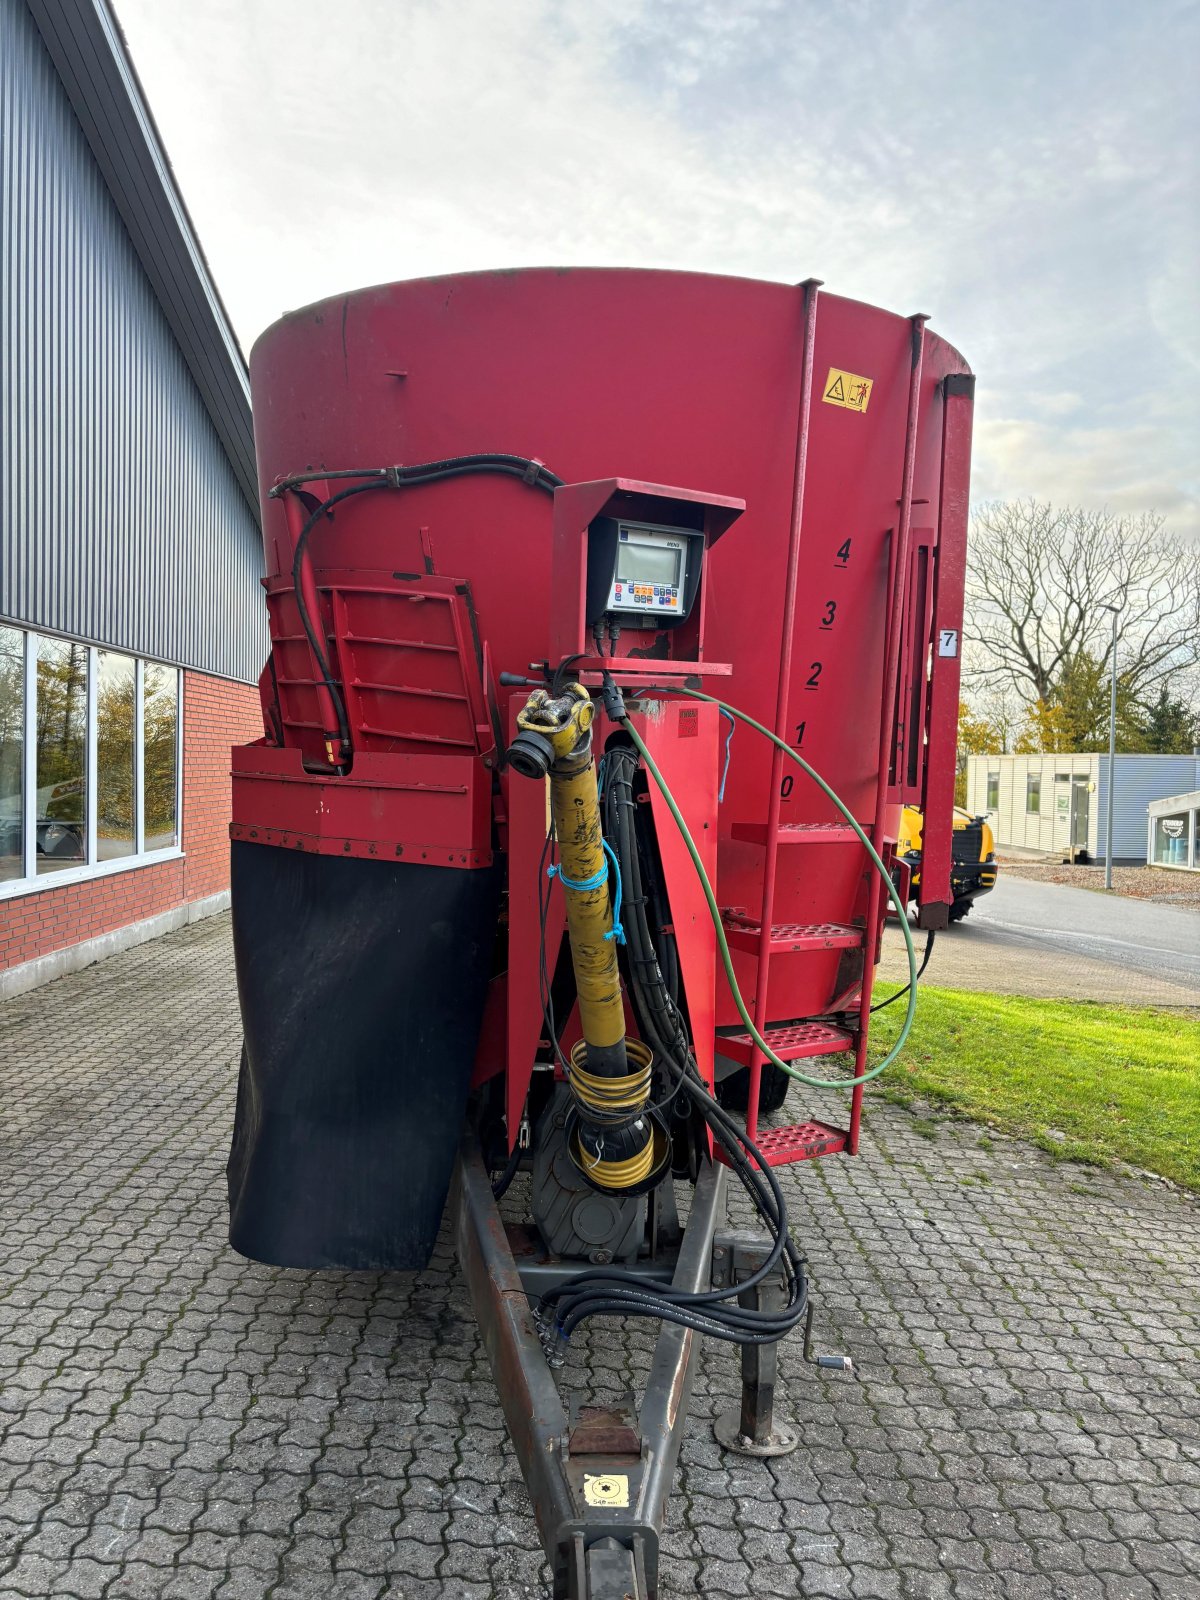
[455,1140,727,1597]
[711,1229,800,1458]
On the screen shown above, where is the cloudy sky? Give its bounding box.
[116,0,1199,535]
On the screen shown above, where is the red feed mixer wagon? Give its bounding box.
[227,268,973,1598]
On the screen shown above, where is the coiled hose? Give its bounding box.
[617,685,918,1090]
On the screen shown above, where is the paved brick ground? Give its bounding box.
[1,915,1197,1600]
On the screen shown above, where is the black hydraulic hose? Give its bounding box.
[291,481,390,754]
[491,1136,524,1201]
[282,456,563,760]
[270,455,565,498]
[870,928,936,1013]
[544,739,809,1347]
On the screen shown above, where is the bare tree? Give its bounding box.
[963,501,1200,713]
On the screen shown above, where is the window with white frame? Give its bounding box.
[1150,812,1191,869]
[0,623,181,894]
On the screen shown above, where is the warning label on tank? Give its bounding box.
[823,367,873,413]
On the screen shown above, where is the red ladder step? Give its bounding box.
[722,918,863,956]
[732,820,862,846]
[716,1020,853,1069]
[715,1119,848,1169]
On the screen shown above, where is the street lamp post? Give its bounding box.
[1100,603,1119,891]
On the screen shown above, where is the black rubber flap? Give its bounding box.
[227,841,500,1270]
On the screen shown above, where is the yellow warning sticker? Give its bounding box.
[583,1473,630,1508]
[822,367,873,413]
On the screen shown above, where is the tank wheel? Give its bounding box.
[716,1062,790,1115]
[948,898,973,923]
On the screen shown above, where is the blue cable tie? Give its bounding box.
[718,708,736,803]
[602,839,626,945]
[546,839,626,944]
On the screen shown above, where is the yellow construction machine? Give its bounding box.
[898,805,998,923]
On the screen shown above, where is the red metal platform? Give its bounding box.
[716,1020,853,1069]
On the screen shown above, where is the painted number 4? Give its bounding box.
[938,629,959,658]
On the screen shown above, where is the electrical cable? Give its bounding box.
[536,677,921,1344]
[871,928,935,1012]
[540,738,810,1348]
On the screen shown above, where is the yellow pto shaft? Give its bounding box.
[507,681,661,1192]
[510,684,626,1073]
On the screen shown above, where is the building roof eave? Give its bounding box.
[25,0,259,519]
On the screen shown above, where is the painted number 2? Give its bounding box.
[805,662,822,690]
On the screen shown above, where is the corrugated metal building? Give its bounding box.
[1,0,268,995]
[964,753,1200,865]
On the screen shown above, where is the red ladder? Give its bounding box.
[721,293,928,1169]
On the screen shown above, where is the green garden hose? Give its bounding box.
[618,686,917,1091]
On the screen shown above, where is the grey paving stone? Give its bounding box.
[1,913,1197,1599]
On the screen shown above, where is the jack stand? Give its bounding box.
[710,1230,800,1458]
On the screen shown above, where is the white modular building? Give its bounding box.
[964,753,1200,865]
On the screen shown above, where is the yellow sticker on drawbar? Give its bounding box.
[583,1473,630,1508]
[823,367,873,413]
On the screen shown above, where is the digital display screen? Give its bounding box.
[617,542,680,587]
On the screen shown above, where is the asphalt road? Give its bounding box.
[881,874,1200,1006]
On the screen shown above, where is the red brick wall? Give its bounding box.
[0,669,262,974]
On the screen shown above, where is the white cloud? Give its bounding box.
[114,0,1199,535]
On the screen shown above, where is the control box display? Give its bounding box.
[585,518,704,629]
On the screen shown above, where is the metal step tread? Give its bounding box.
[732,820,863,846]
[716,1020,854,1067]
[722,919,863,955]
[716,1119,848,1169]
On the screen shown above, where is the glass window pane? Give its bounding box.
[1152,813,1188,867]
[36,637,88,874]
[986,772,999,809]
[143,664,178,851]
[96,651,136,862]
[0,626,24,882]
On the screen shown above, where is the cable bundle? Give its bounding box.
[537,744,809,1348]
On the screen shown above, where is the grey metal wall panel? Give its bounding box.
[1,0,266,684]
[1102,756,1200,862]
[24,0,258,511]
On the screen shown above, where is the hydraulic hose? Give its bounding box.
[616,685,918,1090]
[281,456,563,763]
